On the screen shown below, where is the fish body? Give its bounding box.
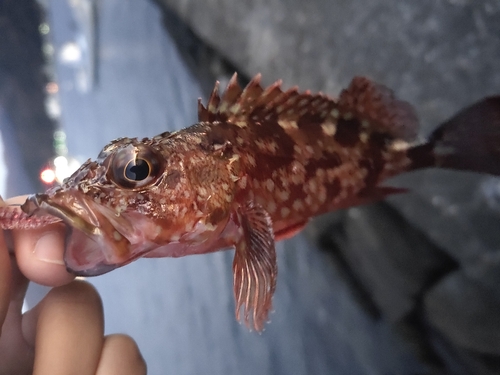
[1,74,499,330]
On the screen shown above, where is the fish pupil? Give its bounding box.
[125,158,150,181]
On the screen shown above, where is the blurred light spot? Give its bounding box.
[46,82,59,94]
[60,42,82,63]
[40,168,56,185]
[45,96,61,119]
[53,155,81,183]
[39,23,50,35]
[42,43,54,57]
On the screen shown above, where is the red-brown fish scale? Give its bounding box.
[196,74,413,236]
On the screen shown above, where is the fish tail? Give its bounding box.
[408,96,500,175]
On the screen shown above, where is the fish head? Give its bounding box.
[23,135,236,276]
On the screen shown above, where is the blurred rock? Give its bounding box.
[425,271,500,355]
[320,203,457,322]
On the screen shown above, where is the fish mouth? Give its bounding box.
[23,193,139,276]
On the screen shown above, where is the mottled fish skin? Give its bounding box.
[0,74,499,331]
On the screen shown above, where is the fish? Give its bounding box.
[0,73,499,331]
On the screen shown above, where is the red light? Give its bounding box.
[40,168,56,184]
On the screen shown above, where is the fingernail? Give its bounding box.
[33,232,65,265]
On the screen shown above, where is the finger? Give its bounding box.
[27,281,104,375]
[13,224,74,286]
[0,227,34,374]
[4,195,29,206]
[0,230,11,331]
[0,255,34,375]
[96,334,147,375]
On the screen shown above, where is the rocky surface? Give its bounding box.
[154,0,500,373]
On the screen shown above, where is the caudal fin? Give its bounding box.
[409,96,500,176]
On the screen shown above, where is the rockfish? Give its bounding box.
[1,74,499,330]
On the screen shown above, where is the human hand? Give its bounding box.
[0,196,146,375]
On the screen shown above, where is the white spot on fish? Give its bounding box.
[306,179,318,194]
[267,200,277,214]
[359,132,369,143]
[278,119,298,130]
[266,179,275,192]
[321,122,337,136]
[255,139,267,151]
[281,207,290,218]
[247,154,256,167]
[331,108,340,118]
[277,189,290,202]
[293,199,304,211]
[316,168,325,179]
[305,195,313,206]
[298,98,309,107]
[113,231,122,241]
[268,140,278,153]
[238,176,247,189]
[318,185,327,204]
[391,140,410,151]
[213,143,224,151]
[299,108,309,116]
[235,121,247,128]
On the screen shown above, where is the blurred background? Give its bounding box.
[1,0,500,374]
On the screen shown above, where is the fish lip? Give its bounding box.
[23,193,98,236]
[23,193,133,275]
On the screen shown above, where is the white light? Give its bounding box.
[53,155,68,168]
[54,157,81,183]
[60,42,82,63]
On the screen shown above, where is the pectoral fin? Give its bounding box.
[233,202,277,331]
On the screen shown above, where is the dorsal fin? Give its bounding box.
[198,73,337,127]
[198,74,419,141]
[338,77,419,141]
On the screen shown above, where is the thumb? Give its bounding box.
[0,230,12,334]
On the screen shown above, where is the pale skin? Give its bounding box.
[0,196,147,375]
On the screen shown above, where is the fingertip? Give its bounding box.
[97,334,147,375]
[13,225,75,287]
[31,280,105,374]
[4,195,29,206]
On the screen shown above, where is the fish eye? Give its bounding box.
[124,158,150,181]
[108,145,164,189]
